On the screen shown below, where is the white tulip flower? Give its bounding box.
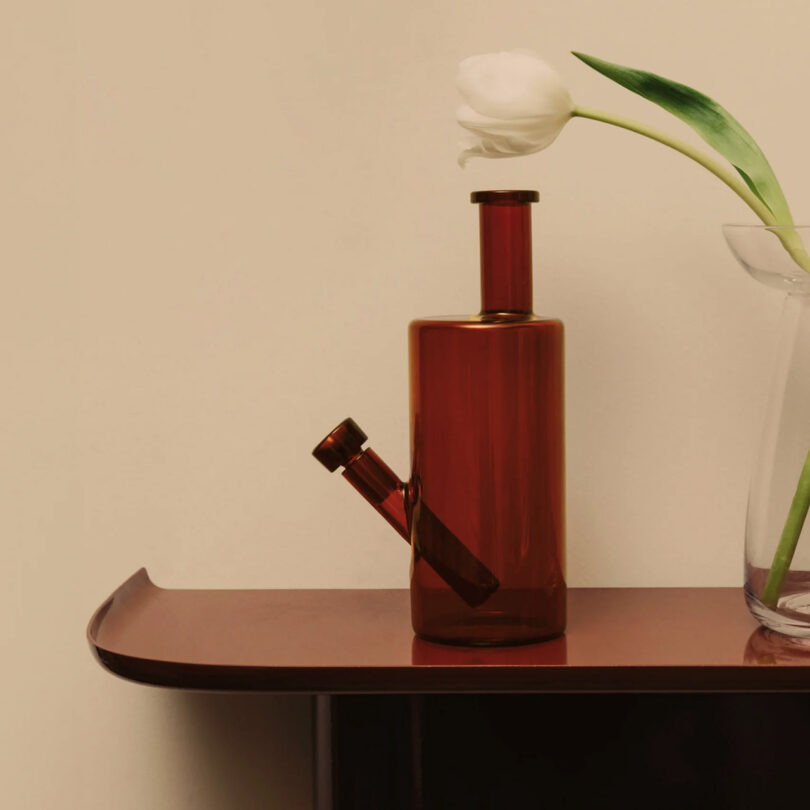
[456,50,574,167]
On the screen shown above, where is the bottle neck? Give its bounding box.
[479,202,533,314]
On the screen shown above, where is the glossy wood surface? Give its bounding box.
[87,568,810,692]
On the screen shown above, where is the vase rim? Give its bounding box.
[723,223,810,293]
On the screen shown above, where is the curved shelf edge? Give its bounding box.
[86,571,810,693]
[87,567,156,645]
[87,568,168,687]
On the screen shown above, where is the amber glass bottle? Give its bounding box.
[408,190,565,645]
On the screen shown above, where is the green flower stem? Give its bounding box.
[573,104,810,608]
[572,105,810,273]
[761,449,810,607]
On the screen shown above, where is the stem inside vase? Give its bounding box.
[761,448,810,607]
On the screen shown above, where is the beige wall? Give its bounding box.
[4,0,810,806]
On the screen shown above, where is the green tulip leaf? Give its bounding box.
[572,51,794,225]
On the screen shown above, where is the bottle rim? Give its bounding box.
[471,190,539,204]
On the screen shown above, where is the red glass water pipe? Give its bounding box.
[314,191,565,645]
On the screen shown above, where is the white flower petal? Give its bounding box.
[455,50,573,164]
[457,50,573,120]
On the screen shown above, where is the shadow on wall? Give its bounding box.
[169,692,312,810]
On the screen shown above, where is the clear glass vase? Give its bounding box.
[725,224,810,637]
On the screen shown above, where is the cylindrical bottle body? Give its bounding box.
[409,315,565,645]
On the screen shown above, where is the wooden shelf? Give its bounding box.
[87,568,810,692]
